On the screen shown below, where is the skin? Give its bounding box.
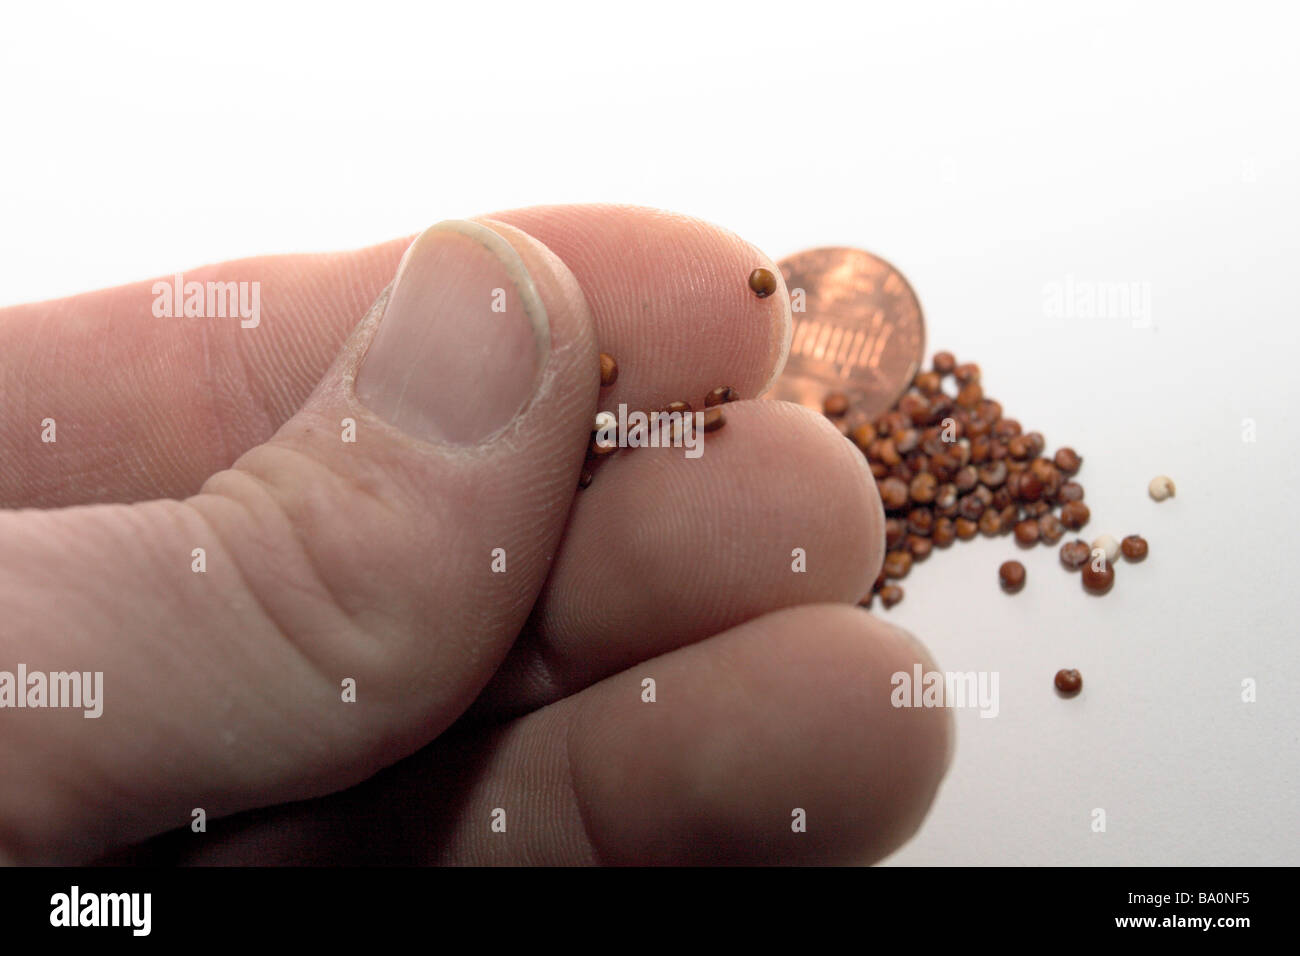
[0,205,950,865]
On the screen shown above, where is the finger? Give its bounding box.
[471,400,886,720]
[485,204,791,411]
[0,205,790,509]
[119,604,951,866]
[0,219,600,863]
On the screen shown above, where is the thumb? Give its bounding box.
[0,219,597,863]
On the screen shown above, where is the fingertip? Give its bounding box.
[483,204,794,410]
[770,401,887,594]
[748,244,793,399]
[566,603,953,865]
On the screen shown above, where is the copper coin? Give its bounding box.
[765,247,925,421]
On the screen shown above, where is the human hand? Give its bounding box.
[0,205,950,865]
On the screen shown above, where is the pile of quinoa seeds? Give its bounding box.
[821,350,1167,696]
[821,350,1156,631]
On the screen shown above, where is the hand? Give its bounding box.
[0,205,950,865]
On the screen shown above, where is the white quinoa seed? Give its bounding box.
[1148,475,1176,501]
[1091,534,1120,563]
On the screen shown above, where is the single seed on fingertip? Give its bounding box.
[1054,668,1082,695]
[748,267,778,298]
[578,469,593,489]
[662,400,692,415]
[702,407,726,432]
[705,386,739,407]
[599,353,618,387]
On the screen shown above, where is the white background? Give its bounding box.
[1,1,1296,864]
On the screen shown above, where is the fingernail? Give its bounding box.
[356,220,550,444]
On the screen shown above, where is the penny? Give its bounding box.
[765,247,925,421]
